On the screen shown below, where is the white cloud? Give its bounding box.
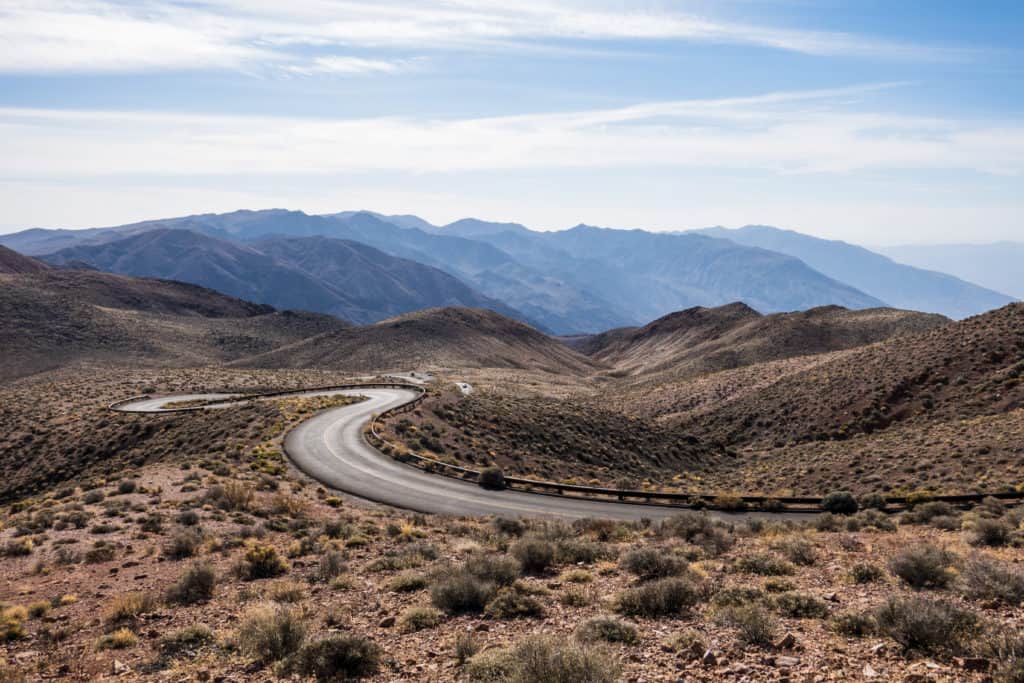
[285,56,421,75]
[1,87,1020,178]
[0,0,960,74]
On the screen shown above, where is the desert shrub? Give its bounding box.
[659,513,733,556]
[563,569,593,583]
[478,467,506,491]
[464,553,521,585]
[555,538,609,565]
[160,625,215,658]
[236,542,289,580]
[874,596,979,654]
[117,479,137,495]
[822,491,859,515]
[662,628,706,655]
[902,501,955,525]
[978,630,1024,683]
[735,552,795,576]
[772,592,829,619]
[140,513,163,534]
[84,542,116,564]
[620,547,687,581]
[714,604,777,646]
[237,604,308,664]
[176,509,201,526]
[774,537,817,566]
[764,578,796,593]
[269,580,307,603]
[968,518,1013,547]
[105,592,159,625]
[850,562,885,585]
[485,589,545,619]
[832,611,877,638]
[493,517,525,536]
[614,576,706,617]
[399,606,445,632]
[961,555,1024,605]
[889,544,957,590]
[316,550,348,583]
[575,617,639,645]
[83,490,105,504]
[167,562,216,605]
[26,601,49,618]
[559,585,598,607]
[431,571,496,614]
[510,537,555,574]
[930,515,963,531]
[813,513,843,532]
[859,493,888,510]
[164,530,202,559]
[2,538,33,557]
[1,606,27,641]
[205,482,253,511]
[848,509,897,532]
[454,631,481,664]
[710,586,766,610]
[96,627,137,650]
[390,571,428,592]
[287,634,382,681]
[466,635,620,683]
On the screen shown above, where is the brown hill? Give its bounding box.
[584,302,948,378]
[673,303,1024,448]
[0,270,348,381]
[235,307,599,375]
[0,245,52,274]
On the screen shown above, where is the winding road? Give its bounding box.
[114,386,792,521]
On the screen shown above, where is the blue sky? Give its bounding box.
[0,0,1021,244]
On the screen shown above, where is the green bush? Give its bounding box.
[574,617,639,645]
[510,538,555,575]
[874,596,979,654]
[821,491,859,515]
[466,635,620,683]
[772,592,829,619]
[430,571,496,614]
[399,606,445,632]
[237,604,307,664]
[484,590,545,619]
[167,562,216,605]
[889,544,957,590]
[620,548,687,581]
[614,576,706,618]
[288,633,382,681]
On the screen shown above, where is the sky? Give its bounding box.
[0,0,1022,244]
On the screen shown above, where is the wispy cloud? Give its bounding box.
[1,86,1020,178]
[0,0,964,74]
[285,56,422,76]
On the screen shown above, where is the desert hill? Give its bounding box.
[0,270,348,381]
[582,303,948,379]
[673,303,1024,448]
[235,307,599,375]
[0,245,52,274]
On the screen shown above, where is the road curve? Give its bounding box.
[116,387,801,522]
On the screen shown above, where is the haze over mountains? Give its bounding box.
[1,209,1016,334]
[879,242,1024,301]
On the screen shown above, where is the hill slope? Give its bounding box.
[584,303,948,378]
[41,229,525,326]
[0,245,52,274]
[236,307,599,375]
[671,303,1024,448]
[695,225,1014,319]
[0,270,348,381]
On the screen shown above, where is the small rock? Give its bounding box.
[775,656,800,668]
[701,650,718,668]
[826,592,840,602]
[378,616,396,628]
[869,643,887,656]
[863,664,879,678]
[775,633,797,649]
[112,660,130,676]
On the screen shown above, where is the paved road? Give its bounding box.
[116,387,802,522]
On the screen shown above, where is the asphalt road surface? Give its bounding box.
[116,387,802,522]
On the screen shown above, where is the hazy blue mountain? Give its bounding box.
[694,226,1015,319]
[879,242,1024,301]
[41,229,526,325]
[448,222,885,320]
[442,218,534,238]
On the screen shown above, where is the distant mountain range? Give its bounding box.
[1,210,1016,333]
[878,242,1024,301]
[693,226,1015,320]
